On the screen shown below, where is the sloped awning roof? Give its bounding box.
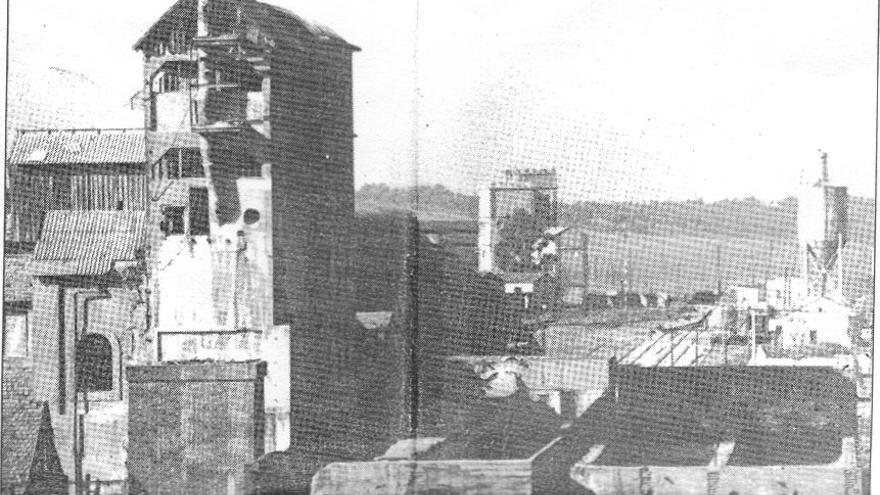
[8,128,145,166]
[29,211,146,277]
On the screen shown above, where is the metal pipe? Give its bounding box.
[58,286,67,414]
[72,288,112,495]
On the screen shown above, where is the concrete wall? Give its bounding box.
[570,465,713,494]
[270,37,357,446]
[127,361,266,495]
[155,326,291,453]
[570,462,855,494]
[311,459,533,495]
[311,437,565,495]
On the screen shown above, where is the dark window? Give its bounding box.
[809,330,818,344]
[243,208,260,225]
[189,187,210,236]
[75,334,113,392]
[180,149,203,177]
[149,95,157,131]
[153,61,196,94]
[161,151,180,179]
[160,206,185,236]
[160,148,203,179]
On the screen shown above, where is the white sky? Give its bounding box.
[3,0,877,201]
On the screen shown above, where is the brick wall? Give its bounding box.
[127,361,266,495]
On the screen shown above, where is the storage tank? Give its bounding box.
[798,184,848,269]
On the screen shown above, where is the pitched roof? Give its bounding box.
[133,0,359,52]
[558,366,856,468]
[251,1,356,48]
[8,128,145,166]
[1,367,66,490]
[30,211,146,277]
[4,253,34,303]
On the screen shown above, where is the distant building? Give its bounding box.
[766,276,808,311]
[725,285,762,309]
[770,297,853,350]
[501,272,559,311]
[798,151,848,302]
[478,169,558,273]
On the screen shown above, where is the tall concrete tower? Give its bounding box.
[478,168,558,272]
[798,150,848,301]
[134,0,359,451]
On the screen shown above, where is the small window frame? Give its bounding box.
[3,311,29,359]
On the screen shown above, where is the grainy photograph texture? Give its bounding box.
[1,0,876,494]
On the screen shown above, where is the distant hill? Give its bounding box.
[356,184,874,242]
[356,184,478,222]
[355,184,875,303]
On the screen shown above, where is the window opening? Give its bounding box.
[189,187,210,236]
[75,334,113,392]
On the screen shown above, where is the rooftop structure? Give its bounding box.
[799,150,848,302]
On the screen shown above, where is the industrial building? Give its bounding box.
[478,168,559,273]
[132,0,360,491]
[2,0,361,492]
[5,129,149,491]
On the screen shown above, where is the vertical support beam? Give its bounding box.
[58,286,66,414]
[405,214,420,438]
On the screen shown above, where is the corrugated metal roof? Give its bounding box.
[8,128,145,165]
[30,211,146,277]
[4,254,33,303]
